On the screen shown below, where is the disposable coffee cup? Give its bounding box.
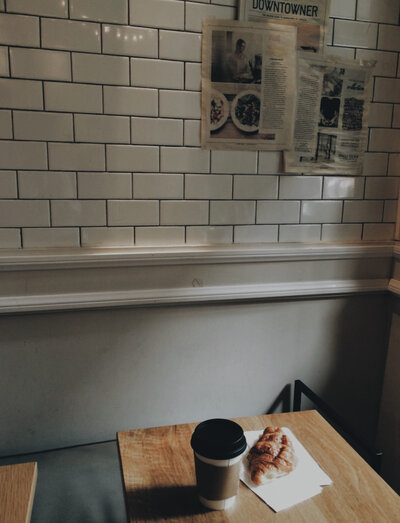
[190,418,247,510]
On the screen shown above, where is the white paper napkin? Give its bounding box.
[240,428,332,512]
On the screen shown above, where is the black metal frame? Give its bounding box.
[293,379,382,473]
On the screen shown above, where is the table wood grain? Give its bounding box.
[117,410,400,522]
[0,462,37,523]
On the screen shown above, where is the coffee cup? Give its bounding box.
[190,418,247,510]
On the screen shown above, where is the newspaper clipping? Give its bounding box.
[238,0,331,52]
[284,53,375,174]
[201,19,297,151]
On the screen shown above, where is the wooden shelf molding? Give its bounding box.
[0,242,394,314]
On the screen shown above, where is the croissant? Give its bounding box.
[247,427,297,485]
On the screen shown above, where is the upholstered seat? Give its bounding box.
[0,441,126,523]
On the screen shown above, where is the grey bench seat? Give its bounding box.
[0,441,126,523]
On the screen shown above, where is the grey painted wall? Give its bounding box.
[378,303,400,493]
[0,294,389,456]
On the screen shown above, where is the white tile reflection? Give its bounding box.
[103,25,157,57]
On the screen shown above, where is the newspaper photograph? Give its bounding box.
[284,53,375,174]
[201,19,297,151]
[238,0,331,53]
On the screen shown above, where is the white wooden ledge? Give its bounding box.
[0,242,394,314]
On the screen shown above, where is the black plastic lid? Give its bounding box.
[190,418,247,460]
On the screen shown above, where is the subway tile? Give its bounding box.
[370,129,400,152]
[133,173,183,199]
[280,176,322,199]
[374,78,400,103]
[52,200,106,226]
[394,105,400,128]
[41,19,101,53]
[7,0,68,17]
[185,174,232,199]
[14,111,73,141]
[44,82,102,114]
[321,224,362,242]
[234,175,278,199]
[75,114,130,144]
[0,46,9,76]
[78,173,132,199]
[159,31,201,61]
[0,229,21,248]
[103,25,158,57]
[325,46,355,60]
[186,226,232,245]
[184,120,201,146]
[334,20,377,48]
[130,0,184,30]
[356,49,398,77]
[22,228,80,248]
[10,48,71,81]
[330,0,356,19]
[323,177,364,199]
[185,63,201,91]
[135,226,184,246]
[258,152,282,174]
[365,177,399,199]
[0,171,17,198]
[383,200,397,222]
[0,110,12,138]
[362,152,388,175]
[279,225,321,243]
[70,0,128,24]
[343,200,383,222]
[131,118,183,146]
[159,90,200,118]
[160,200,208,225]
[0,78,42,109]
[357,0,400,24]
[363,223,394,240]
[301,201,342,223]
[131,58,184,89]
[0,200,49,227]
[49,143,105,171]
[160,147,210,173]
[104,86,158,116]
[257,201,300,224]
[378,25,400,52]
[368,103,393,127]
[388,154,400,175]
[0,141,47,169]
[211,150,257,174]
[210,201,255,225]
[0,13,39,47]
[72,53,129,85]
[234,225,278,244]
[108,200,159,226]
[106,145,159,172]
[211,0,236,5]
[185,2,236,32]
[18,172,76,199]
[81,227,134,248]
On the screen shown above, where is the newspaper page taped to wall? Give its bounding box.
[201,19,297,151]
[284,53,375,174]
[238,0,331,53]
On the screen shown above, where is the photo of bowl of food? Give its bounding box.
[231,90,260,133]
[209,90,229,131]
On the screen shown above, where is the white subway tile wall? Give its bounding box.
[0,0,399,249]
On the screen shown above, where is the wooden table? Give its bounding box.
[0,462,37,523]
[117,410,400,522]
